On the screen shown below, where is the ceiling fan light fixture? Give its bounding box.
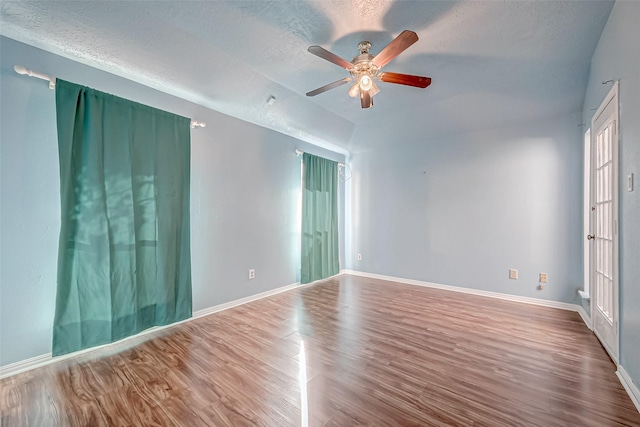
[348,82,360,98]
[359,74,373,91]
[369,81,380,97]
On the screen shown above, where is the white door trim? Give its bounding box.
[582,128,591,299]
[590,81,619,364]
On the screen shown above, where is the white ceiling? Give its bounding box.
[0,1,614,154]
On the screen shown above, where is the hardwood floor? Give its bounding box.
[2,274,639,426]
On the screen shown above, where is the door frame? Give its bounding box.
[589,81,619,363]
[583,128,591,299]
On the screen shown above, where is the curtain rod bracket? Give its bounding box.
[14,65,56,89]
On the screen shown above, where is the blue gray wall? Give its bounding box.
[583,0,640,391]
[0,37,345,366]
[346,114,583,304]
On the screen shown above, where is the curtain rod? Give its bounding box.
[295,149,345,167]
[14,65,206,129]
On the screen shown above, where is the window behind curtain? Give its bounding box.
[53,79,192,356]
[300,153,340,284]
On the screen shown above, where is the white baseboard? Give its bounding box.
[342,269,580,312]
[617,366,640,413]
[0,353,53,380]
[0,281,302,379]
[192,281,302,319]
[577,305,592,330]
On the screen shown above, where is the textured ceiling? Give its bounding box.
[0,1,614,154]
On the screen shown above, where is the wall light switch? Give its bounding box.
[539,273,548,283]
[509,269,518,280]
[628,173,634,192]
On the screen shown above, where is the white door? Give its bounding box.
[590,82,619,362]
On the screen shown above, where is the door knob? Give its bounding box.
[587,234,595,240]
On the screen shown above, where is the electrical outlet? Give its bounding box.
[539,273,548,283]
[357,253,362,261]
[249,269,255,279]
[509,269,518,280]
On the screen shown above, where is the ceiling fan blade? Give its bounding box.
[308,46,354,70]
[378,72,431,88]
[360,90,373,109]
[306,78,352,97]
[372,30,419,69]
[370,82,380,97]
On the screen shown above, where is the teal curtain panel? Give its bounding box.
[301,153,340,284]
[53,79,192,356]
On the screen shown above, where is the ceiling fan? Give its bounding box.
[306,30,431,109]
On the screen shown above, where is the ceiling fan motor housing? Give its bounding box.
[351,51,378,80]
[358,41,372,54]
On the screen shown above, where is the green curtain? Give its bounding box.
[53,79,192,356]
[301,153,340,284]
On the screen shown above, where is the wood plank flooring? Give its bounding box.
[2,274,639,426]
